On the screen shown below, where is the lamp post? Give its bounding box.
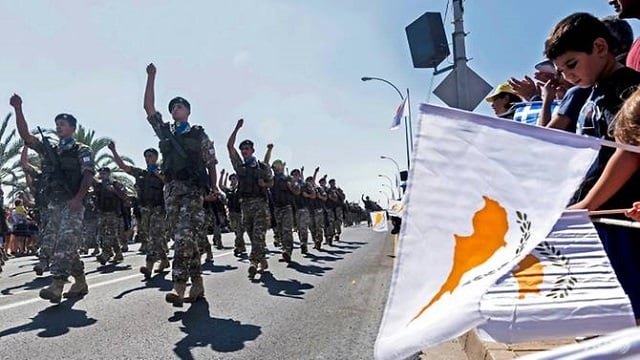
[378,174,396,199]
[362,76,412,170]
[381,184,396,202]
[380,155,402,198]
[378,190,390,208]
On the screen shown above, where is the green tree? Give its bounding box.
[73,125,136,193]
[0,113,26,198]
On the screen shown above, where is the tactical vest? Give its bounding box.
[159,126,209,188]
[301,183,316,210]
[95,181,122,214]
[225,187,241,213]
[326,187,338,209]
[135,170,164,208]
[292,180,305,209]
[272,173,292,207]
[315,186,327,209]
[42,143,83,202]
[237,161,268,199]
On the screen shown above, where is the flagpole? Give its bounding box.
[361,76,412,171]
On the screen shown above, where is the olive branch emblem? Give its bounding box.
[514,210,577,299]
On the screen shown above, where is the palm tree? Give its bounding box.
[73,125,136,193]
[0,113,26,199]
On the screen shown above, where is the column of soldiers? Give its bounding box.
[5,63,361,307]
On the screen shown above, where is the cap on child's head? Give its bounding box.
[485,82,519,103]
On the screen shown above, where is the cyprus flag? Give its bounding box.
[374,105,601,360]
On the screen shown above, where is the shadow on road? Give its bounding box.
[169,299,261,359]
[331,244,361,250]
[338,241,366,245]
[113,273,173,299]
[0,298,97,338]
[286,261,333,277]
[303,253,343,263]
[9,269,38,277]
[85,264,132,276]
[257,272,313,299]
[201,262,238,274]
[1,275,51,295]
[319,249,352,256]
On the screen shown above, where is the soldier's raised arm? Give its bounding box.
[9,94,38,147]
[227,119,243,171]
[143,63,158,119]
[263,143,273,165]
[107,141,133,174]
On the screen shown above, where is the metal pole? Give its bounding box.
[380,155,402,197]
[406,88,414,152]
[452,0,469,109]
[381,184,396,200]
[362,76,411,172]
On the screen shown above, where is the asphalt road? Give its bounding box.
[0,225,467,360]
[0,225,388,359]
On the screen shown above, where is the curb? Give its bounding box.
[459,329,576,359]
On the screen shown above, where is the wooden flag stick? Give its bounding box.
[588,209,629,216]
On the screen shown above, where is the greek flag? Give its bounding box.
[512,101,560,125]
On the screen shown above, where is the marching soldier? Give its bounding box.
[11,94,94,303]
[94,167,128,265]
[227,119,273,279]
[144,63,218,306]
[271,159,295,262]
[108,142,170,279]
[220,170,246,256]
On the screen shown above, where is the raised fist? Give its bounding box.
[146,63,156,76]
[107,141,116,151]
[9,94,22,108]
[235,118,244,130]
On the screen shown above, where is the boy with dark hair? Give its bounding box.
[545,12,640,325]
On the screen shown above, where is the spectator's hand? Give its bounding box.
[533,71,555,84]
[107,141,116,152]
[9,94,22,108]
[625,202,640,222]
[146,63,156,76]
[541,79,558,102]
[509,76,539,101]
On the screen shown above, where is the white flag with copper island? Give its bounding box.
[374,104,601,360]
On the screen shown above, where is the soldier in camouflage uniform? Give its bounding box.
[82,190,99,256]
[108,142,170,279]
[290,169,311,254]
[201,192,217,261]
[220,170,246,256]
[312,176,327,250]
[271,159,295,262]
[11,94,95,303]
[20,146,51,274]
[319,177,335,247]
[144,63,218,306]
[227,119,273,279]
[330,179,345,241]
[94,167,128,265]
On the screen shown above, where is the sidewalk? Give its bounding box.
[456,329,576,359]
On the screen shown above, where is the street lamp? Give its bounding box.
[378,174,395,199]
[378,190,390,208]
[381,183,396,200]
[380,155,402,198]
[362,76,413,169]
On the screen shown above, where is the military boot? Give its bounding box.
[39,278,66,303]
[300,244,308,255]
[205,248,214,263]
[33,259,48,276]
[96,253,109,265]
[258,258,269,272]
[155,258,170,273]
[165,281,187,306]
[63,274,89,298]
[111,251,124,263]
[140,261,154,280]
[184,276,205,303]
[248,263,258,279]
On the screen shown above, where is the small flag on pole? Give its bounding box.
[391,98,409,130]
[371,211,388,232]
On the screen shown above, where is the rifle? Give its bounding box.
[37,127,72,197]
[156,122,188,159]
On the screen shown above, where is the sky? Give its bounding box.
[0,0,631,206]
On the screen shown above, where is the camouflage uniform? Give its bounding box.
[82,192,99,253]
[32,138,94,281]
[94,180,126,263]
[149,112,217,283]
[334,187,345,238]
[323,185,336,245]
[312,186,326,248]
[292,178,310,252]
[127,167,167,264]
[230,153,272,268]
[272,172,294,257]
[224,185,245,253]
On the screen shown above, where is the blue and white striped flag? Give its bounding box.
[391,98,408,130]
[512,101,560,125]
